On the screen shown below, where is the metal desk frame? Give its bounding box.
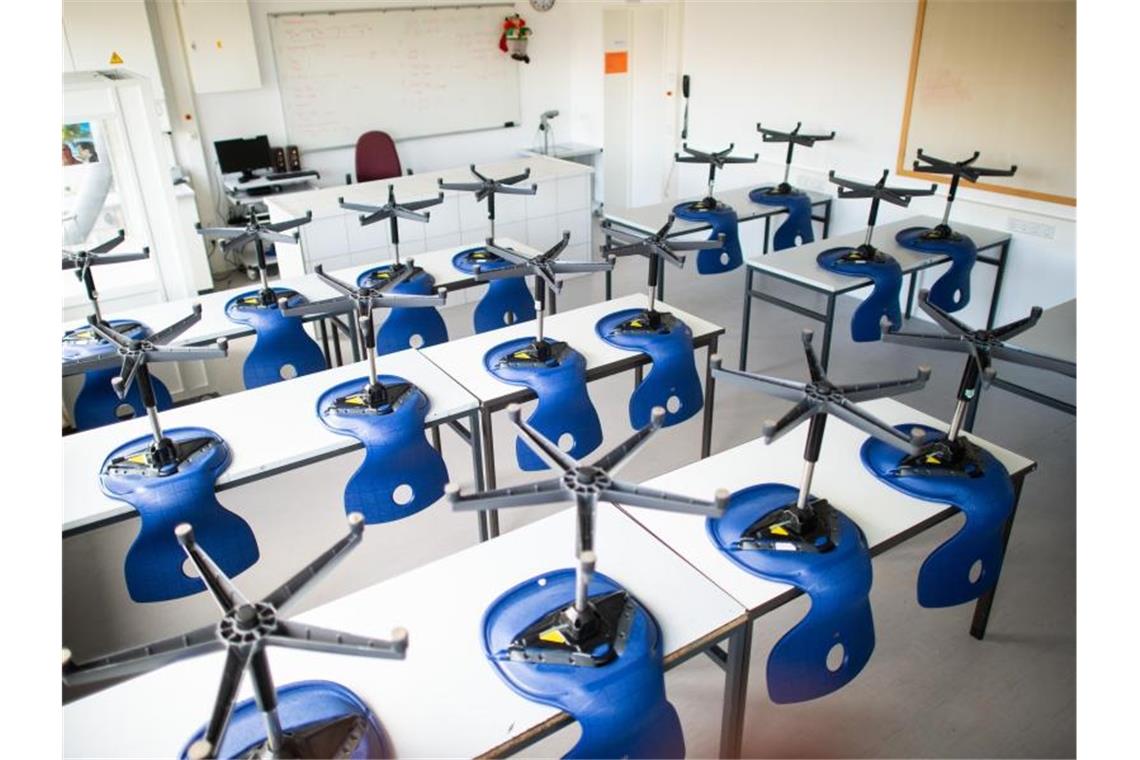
[476,330,724,540]
[492,458,1032,758]
[739,236,1012,372]
[602,198,833,302]
[63,403,488,541]
[638,463,1033,758]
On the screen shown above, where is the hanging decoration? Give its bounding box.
[501,13,532,63]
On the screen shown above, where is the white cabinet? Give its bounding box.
[176,0,261,94]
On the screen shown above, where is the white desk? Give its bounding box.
[523,142,602,162]
[522,143,603,212]
[63,349,479,536]
[265,155,595,277]
[624,397,1033,608]
[603,186,834,299]
[63,507,747,758]
[222,172,319,196]
[62,238,540,349]
[739,216,1013,371]
[605,185,832,241]
[620,397,1035,754]
[421,294,727,534]
[61,239,542,429]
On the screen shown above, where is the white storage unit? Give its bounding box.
[266,155,595,282]
[175,0,261,94]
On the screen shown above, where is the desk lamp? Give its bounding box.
[281,267,450,524]
[64,514,407,759]
[817,169,937,342]
[597,214,724,428]
[862,291,1073,610]
[895,150,1017,312]
[710,329,929,702]
[750,122,836,250]
[672,143,759,273]
[62,230,173,429]
[448,405,727,758]
[63,308,256,603]
[539,109,559,155]
[474,233,613,470]
[196,210,326,388]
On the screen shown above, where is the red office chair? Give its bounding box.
[350,130,408,184]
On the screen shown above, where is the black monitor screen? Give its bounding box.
[215,136,272,176]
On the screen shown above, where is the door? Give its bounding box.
[603,4,676,209]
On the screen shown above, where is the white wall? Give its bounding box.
[660,0,1075,322]
[189,0,603,187]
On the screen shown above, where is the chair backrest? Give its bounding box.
[354,130,402,183]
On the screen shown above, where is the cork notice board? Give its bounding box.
[897,0,1076,206]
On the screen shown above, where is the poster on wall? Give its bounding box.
[63,122,101,166]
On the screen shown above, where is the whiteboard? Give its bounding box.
[897,0,1075,206]
[269,4,521,150]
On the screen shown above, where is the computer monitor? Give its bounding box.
[214,135,272,181]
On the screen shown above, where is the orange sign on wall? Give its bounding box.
[605,51,629,74]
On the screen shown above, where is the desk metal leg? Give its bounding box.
[604,230,614,301]
[822,200,832,238]
[986,240,1011,329]
[334,326,345,366]
[819,295,837,371]
[467,410,489,542]
[469,411,486,493]
[739,268,755,371]
[318,319,332,369]
[905,272,918,318]
[431,425,442,452]
[480,407,500,538]
[718,622,753,760]
[702,336,719,458]
[658,264,666,302]
[970,472,1027,640]
[633,364,643,388]
[348,315,362,363]
[762,217,771,255]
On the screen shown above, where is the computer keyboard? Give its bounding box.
[264,170,319,181]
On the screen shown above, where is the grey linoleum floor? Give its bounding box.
[63,227,1075,758]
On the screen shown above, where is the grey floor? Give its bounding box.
[63,228,1075,758]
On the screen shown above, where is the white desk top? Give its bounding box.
[604,186,831,237]
[267,155,594,221]
[1007,298,1075,365]
[223,172,319,195]
[63,349,478,535]
[63,507,744,758]
[522,142,603,160]
[745,216,1011,294]
[420,293,725,405]
[621,398,1035,612]
[61,239,539,347]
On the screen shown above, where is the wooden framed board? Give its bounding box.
[896,0,1076,206]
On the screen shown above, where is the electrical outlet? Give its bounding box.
[1008,217,1056,240]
